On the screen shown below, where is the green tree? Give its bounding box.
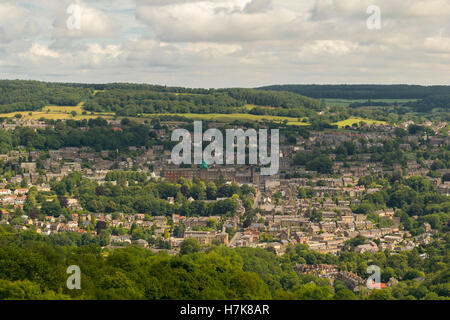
[180,238,201,256]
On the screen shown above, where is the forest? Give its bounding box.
[41,172,249,218]
[0,118,156,153]
[0,117,319,154]
[0,80,321,117]
[0,80,92,113]
[257,84,450,100]
[83,88,321,116]
[258,85,450,114]
[1,80,447,122]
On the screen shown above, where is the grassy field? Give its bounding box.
[333,117,387,128]
[0,103,386,129]
[324,98,418,107]
[0,103,112,121]
[44,104,84,114]
[143,113,310,126]
[0,106,309,126]
[242,104,275,111]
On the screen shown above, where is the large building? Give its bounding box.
[161,166,259,184]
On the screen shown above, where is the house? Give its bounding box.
[14,189,29,195]
[342,215,355,223]
[307,225,321,234]
[15,196,27,205]
[0,210,10,220]
[110,235,132,245]
[135,239,149,248]
[135,213,146,220]
[0,189,12,196]
[184,230,228,245]
[1,195,16,205]
[355,242,379,253]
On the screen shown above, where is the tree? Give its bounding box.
[52,182,67,196]
[293,282,334,300]
[20,178,28,188]
[179,238,201,256]
[309,209,322,222]
[206,182,217,200]
[368,288,395,300]
[206,218,217,229]
[334,288,358,300]
[40,200,63,217]
[0,279,70,300]
[306,155,333,174]
[96,221,107,235]
[173,223,185,238]
[58,196,68,208]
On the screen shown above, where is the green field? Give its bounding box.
[0,103,111,121]
[143,113,310,126]
[0,104,387,129]
[333,117,387,128]
[0,104,309,125]
[242,104,276,111]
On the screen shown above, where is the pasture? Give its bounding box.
[333,117,387,128]
[143,113,310,126]
[0,103,111,121]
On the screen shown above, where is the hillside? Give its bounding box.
[0,80,322,117]
[256,84,450,99]
[257,84,450,113]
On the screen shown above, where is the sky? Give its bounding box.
[0,0,449,88]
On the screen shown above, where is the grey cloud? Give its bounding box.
[243,0,272,13]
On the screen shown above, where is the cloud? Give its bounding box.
[135,0,297,42]
[243,0,272,13]
[299,40,359,57]
[424,36,450,53]
[1,0,450,87]
[0,2,42,43]
[28,43,61,59]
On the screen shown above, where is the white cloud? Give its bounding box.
[80,44,124,66]
[408,0,450,17]
[0,2,42,43]
[299,40,359,57]
[135,0,298,42]
[424,36,450,53]
[19,43,61,63]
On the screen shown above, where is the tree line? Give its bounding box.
[257,84,450,100]
[0,226,448,300]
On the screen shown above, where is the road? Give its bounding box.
[252,189,261,209]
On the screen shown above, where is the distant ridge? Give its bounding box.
[256,84,450,100]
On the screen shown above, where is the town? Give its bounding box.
[1,116,447,264]
[0,81,448,301]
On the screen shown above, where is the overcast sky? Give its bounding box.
[0,0,449,88]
